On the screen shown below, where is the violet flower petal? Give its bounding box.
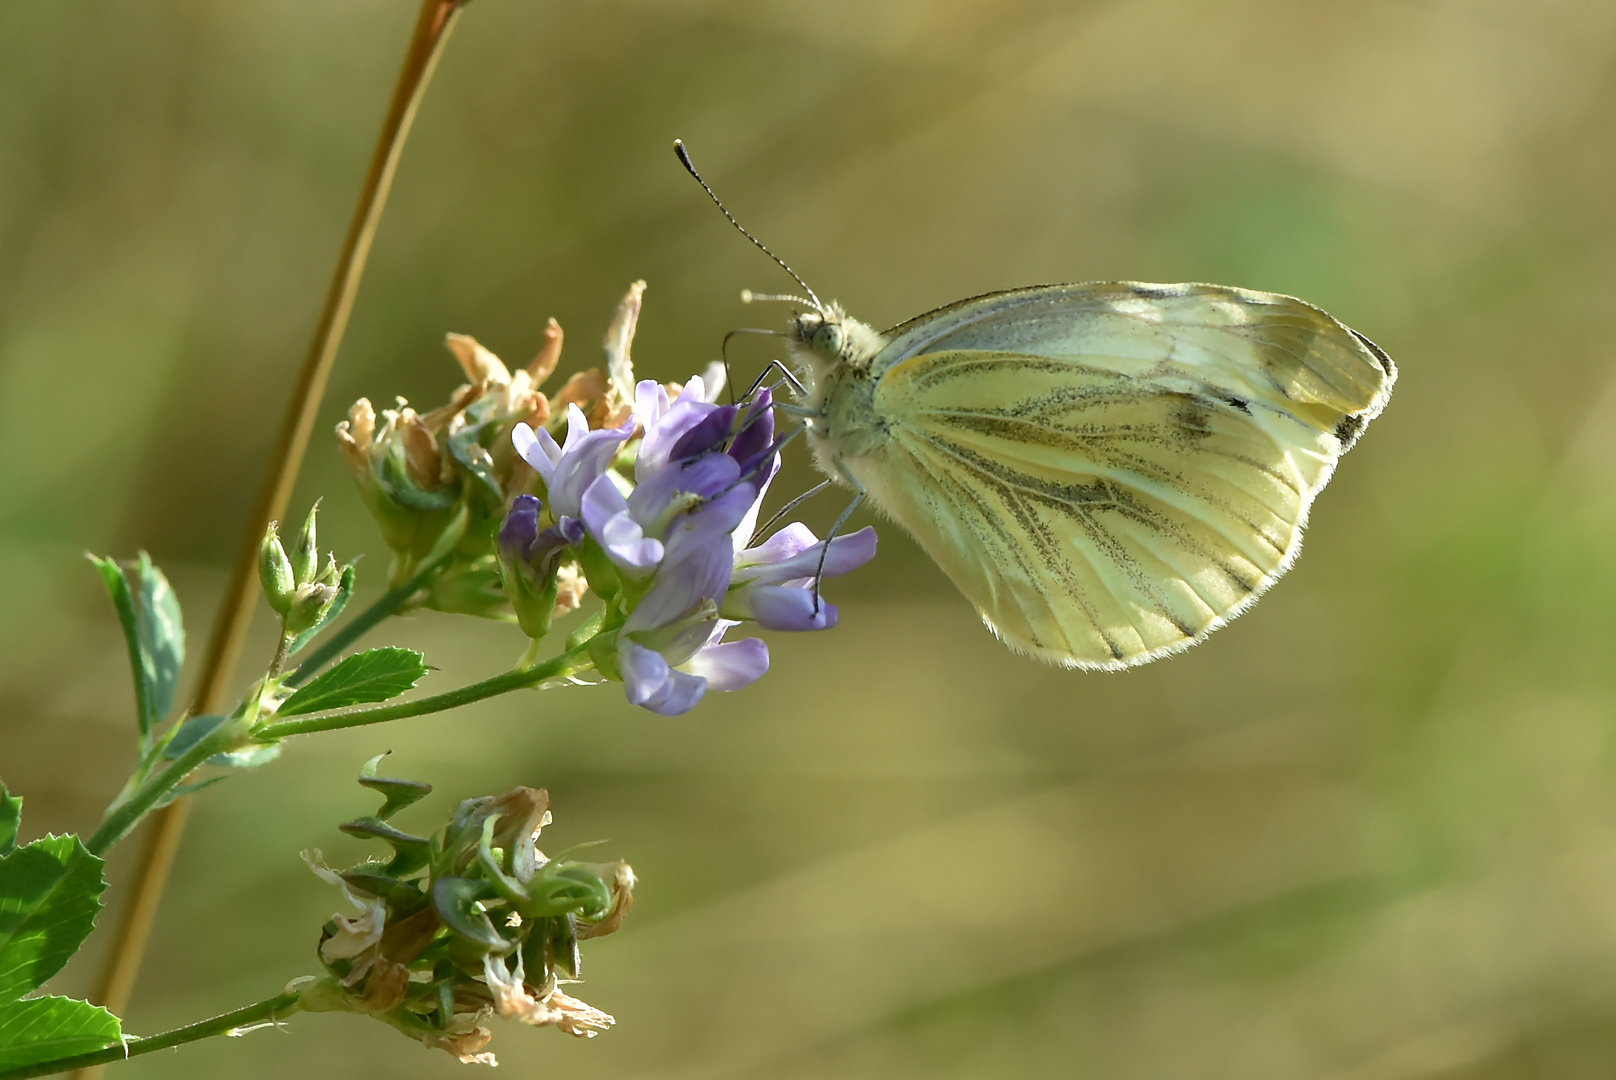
[548,404,636,519]
[667,404,737,463]
[727,584,838,630]
[626,452,742,528]
[727,389,775,472]
[734,526,878,585]
[620,640,707,716]
[682,638,769,691]
[637,395,716,479]
[512,423,562,482]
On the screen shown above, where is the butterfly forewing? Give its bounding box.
[858,283,1394,669]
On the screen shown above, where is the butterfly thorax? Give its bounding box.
[788,306,892,466]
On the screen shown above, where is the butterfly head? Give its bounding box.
[789,304,886,375]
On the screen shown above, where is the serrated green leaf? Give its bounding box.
[287,563,356,657]
[0,790,19,857]
[89,555,150,742]
[276,647,428,717]
[134,552,184,728]
[358,753,432,821]
[0,996,121,1069]
[0,835,106,1000]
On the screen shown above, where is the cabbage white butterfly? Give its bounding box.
[676,142,1396,669]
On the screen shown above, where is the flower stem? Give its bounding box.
[0,992,303,1080]
[87,720,246,857]
[257,642,594,740]
[84,0,472,1035]
[283,551,452,688]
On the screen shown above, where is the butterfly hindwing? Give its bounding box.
[857,283,1394,669]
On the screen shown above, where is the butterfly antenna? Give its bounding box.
[674,139,825,316]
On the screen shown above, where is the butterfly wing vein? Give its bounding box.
[856,284,1394,669]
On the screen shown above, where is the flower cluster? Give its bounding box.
[334,283,645,613]
[295,757,634,1066]
[500,374,877,715]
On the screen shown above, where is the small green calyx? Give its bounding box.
[258,524,296,615]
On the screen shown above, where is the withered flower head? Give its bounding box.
[296,758,636,1067]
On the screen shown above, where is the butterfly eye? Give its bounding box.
[812,322,844,357]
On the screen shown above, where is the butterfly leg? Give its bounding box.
[741,357,807,401]
[811,459,866,616]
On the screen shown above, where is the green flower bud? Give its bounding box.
[292,500,321,585]
[258,524,296,615]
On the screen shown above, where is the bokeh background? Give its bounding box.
[6,0,1616,1076]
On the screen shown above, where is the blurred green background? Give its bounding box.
[6,0,1616,1076]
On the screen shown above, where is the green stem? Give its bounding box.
[87,720,244,857]
[0,992,303,1080]
[285,552,451,687]
[258,642,592,740]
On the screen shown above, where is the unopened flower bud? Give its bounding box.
[259,524,296,615]
[497,495,585,640]
[285,581,340,636]
[292,500,321,585]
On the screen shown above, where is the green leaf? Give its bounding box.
[275,647,428,717]
[0,790,20,857]
[134,553,184,727]
[287,563,356,657]
[0,835,106,1000]
[89,555,150,741]
[0,996,121,1070]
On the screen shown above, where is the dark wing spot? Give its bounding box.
[1334,413,1365,444]
[1224,395,1251,414]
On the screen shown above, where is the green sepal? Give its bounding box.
[446,416,504,505]
[430,877,505,951]
[0,834,107,1000]
[566,608,606,650]
[520,862,612,921]
[276,647,429,717]
[339,870,430,916]
[339,817,432,877]
[358,754,432,821]
[0,790,19,856]
[287,563,356,657]
[576,537,621,601]
[0,996,121,1070]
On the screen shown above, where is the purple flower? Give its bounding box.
[513,404,636,519]
[508,375,875,717]
[725,523,878,630]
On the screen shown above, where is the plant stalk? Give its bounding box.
[0,992,303,1080]
[83,0,470,1046]
[258,643,592,740]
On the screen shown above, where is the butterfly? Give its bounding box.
[675,143,1396,670]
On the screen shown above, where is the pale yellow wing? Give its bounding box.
[861,282,1395,669]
